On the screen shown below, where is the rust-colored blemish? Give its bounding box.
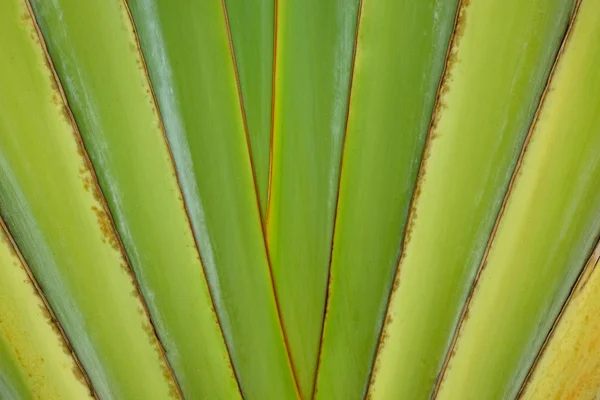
[383,0,469,262]
[310,1,364,398]
[23,1,184,397]
[363,1,469,395]
[119,0,244,396]
[433,1,583,397]
[140,321,180,399]
[0,216,95,397]
[90,206,120,251]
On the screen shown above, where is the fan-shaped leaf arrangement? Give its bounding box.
[0,0,599,399]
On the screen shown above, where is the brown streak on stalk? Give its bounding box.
[430,1,582,397]
[309,1,363,398]
[363,1,468,398]
[265,0,278,225]
[220,0,303,398]
[515,236,600,399]
[23,2,183,398]
[0,217,97,399]
[119,1,246,398]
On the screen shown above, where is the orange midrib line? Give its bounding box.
[120,0,246,397]
[220,0,303,398]
[265,0,278,226]
[309,1,364,399]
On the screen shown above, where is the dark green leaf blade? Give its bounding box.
[224,0,274,216]
[313,1,459,399]
[27,0,243,398]
[126,0,301,398]
[266,0,360,396]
